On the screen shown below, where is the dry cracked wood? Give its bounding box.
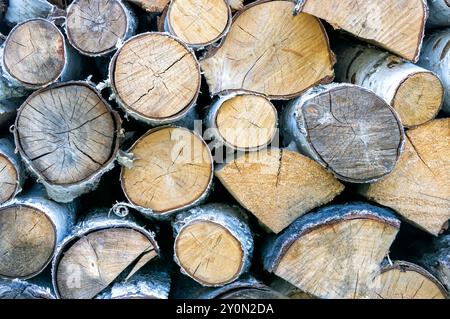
[264,203,401,299]
[3,18,66,88]
[358,118,450,236]
[373,261,447,299]
[301,0,427,62]
[0,154,18,204]
[200,0,334,99]
[215,148,344,233]
[121,126,213,215]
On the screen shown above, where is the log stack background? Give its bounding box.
[0,0,448,300]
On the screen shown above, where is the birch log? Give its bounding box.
[109,32,200,125]
[427,0,450,28]
[120,126,213,219]
[281,83,405,183]
[173,204,253,287]
[52,210,159,299]
[14,82,121,203]
[0,137,25,204]
[205,93,278,151]
[0,278,55,299]
[163,0,231,49]
[215,148,344,233]
[0,188,75,280]
[0,101,19,129]
[373,261,447,299]
[300,0,427,62]
[200,0,335,99]
[334,44,444,127]
[65,0,137,57]
[418,29,450,113]
[358,118,450,236]
[263,203,401,299]
[4,0,53,25]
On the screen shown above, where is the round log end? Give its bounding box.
[121,126,213,214]
[0,205,56,279]
[111,33,200,123]
[3,19,66,88]
[0,155,18,204]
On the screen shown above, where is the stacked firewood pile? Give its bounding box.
[0,0,448,299]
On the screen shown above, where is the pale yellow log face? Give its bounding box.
[176,221,243,285]
[66,0,128,55]
[4,19,65,86]
[121,127,213,213]
[0,155,17,204]
[274,218,399,299]
[200,1,334,98]
[215,95,277,149]
[215,149,344,233]
[56,228,157,299]
[303,0,426,61]
[113,33,200,119]
[392,72,444,127]
[168,0,230,46]
[0,206,55,278]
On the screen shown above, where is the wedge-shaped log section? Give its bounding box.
[200,0,334,99]
[373,261,447,299]
[52,211,159,299]
[301,0,427,62]
[282,83,405,183]
[263,203,401,299]
[215,148,344,233]
[358,119,450,236]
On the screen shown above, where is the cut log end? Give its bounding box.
[374,261,447,299]
[55,227,157,299]
[0,205,56,279]
[126,0,169,12]
[111,33,200,123]
[66,0,130,56]
[0,155,18,204]
[166,0,231,47]
[200,1,334,98]
[121,126,213,215]
[3,19,65,87]
[214,94,277,150]
[15,82,118,189]
[392,72,444,127]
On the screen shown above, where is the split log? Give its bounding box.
[52,210,159,299]
[200,0,335,99]
[4,0,53,25]
[163,0,231,48]
[417,232,450,291]
[357,118,450,236]
[0,188,75,280]
[334,43,444,127]
[300,0,427,62]
[109,32,201,125]
[126,0,169,12]
[205,93,278,151]
[120,126,213,218]
[0,137,25,204]
[226,0,243,11]
[215,148,344,233]
[418,29,450,113]
[263,203,401,299]
[14,81,121,203]
[427,0,450,28]
[173,203,253,287]
[0,278,55,299]
[66,0,137,57]
[373,261,447,299]
[281,83,405,183]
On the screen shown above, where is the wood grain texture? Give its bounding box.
[126,0,169,12]
[302,0,427,61]
[215,148,344,233]
[0,155,18,204]
[111,32,200,122]
[3,19,65,87]
[121,127,213,214]
[0,205,56,279]
[15,82,118,186]
[359,119,450,235]
[200,0,334,99]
